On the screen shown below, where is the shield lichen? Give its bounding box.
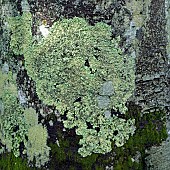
[24,17,136,157]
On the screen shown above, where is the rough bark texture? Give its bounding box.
[0,0,169,169]
[144,0,170,169]
[134,0,168,113]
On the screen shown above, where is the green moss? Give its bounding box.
[112,104,168,170]
[0,153,34,170]
[76,153,98,170]
[95,165,104,170]
[114,164,123,170]
[69,166,76,170]
[49,128,100,170]
[49,143,66,163]
[49,142,99,170]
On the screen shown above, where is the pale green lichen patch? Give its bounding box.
[25,17,135,114]
[8,12,32,55]
[126,0,151,28]
[0,69,50,167]
[24,17,136,157]
[26,124,50,168]
[23,108,38,128]
[0,70,26,157]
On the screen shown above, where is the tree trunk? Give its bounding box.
[0,0,169,169]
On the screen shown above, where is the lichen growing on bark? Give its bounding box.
[8,12,32,55]
[24,17,136,157]
[0,70,50,167]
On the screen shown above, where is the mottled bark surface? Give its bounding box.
[0,0,169,169]
[144,0,170,169]
[135,0,168,113]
